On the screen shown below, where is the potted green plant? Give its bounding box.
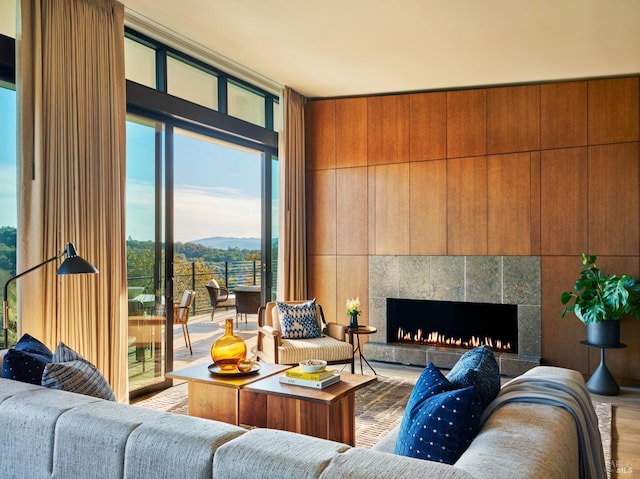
[561,253,640,346]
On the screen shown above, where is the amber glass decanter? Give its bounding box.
[211,318,247,371]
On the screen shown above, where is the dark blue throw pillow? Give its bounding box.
[2,333,53,384]
[394,382,483,464]
[404,362,454,411]
[446,345,501,409]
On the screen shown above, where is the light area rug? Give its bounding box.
[133,374,612,476]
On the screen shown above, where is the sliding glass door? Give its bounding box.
[126,116,277,397]
[126,115,167,395]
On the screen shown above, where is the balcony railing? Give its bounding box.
[128,260,264,316]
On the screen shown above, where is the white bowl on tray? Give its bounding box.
[299,359,327,373]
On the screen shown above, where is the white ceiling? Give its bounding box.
[122,0,640,98]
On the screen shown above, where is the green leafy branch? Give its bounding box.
[561,253,640,324]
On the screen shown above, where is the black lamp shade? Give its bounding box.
[56,243,99,275]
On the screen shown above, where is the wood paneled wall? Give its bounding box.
[305,76,640,384]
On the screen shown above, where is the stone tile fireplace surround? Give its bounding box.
[363,256,541,376]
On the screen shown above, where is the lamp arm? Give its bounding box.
[3,249,65,332]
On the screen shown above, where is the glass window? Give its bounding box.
[273,100,281,132]
[0,85,17,347]
[271,155,279,301]
[126,114,167,394]
[173,128,261,262]
[228,81,265,127]
[167,56,218,110]
[125,37,156,89]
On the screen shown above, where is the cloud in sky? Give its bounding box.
[126,180,260,243]
[0,163,17,228]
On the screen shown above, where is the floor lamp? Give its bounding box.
[2,242,99,349]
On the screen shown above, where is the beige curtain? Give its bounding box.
[278,87,307,300]
[17,0,128,400]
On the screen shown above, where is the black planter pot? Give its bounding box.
[586,320,621,347]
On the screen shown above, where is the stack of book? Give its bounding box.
[279,366,340,389]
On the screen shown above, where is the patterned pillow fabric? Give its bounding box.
[446,345,500,409]
[1,334,53,384]
[277,299,322,339]
[393,384,483,464]
[41,342,116,401]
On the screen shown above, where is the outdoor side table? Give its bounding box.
[347,325,377,375]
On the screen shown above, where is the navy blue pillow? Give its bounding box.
[446,345,500,409]
[2,334,53,384]
[394,384,483,464]
[404,362,454,411]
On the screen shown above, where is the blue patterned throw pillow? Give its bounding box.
[446,345,500,409]
[41,342,116,401]
[394,384,483,464]
[1,334,53,384]
[277,299,322,339]
[404,362,454,411]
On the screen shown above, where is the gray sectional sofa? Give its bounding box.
[0,358,602,479]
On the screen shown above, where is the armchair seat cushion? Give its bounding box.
[278,336,354,365]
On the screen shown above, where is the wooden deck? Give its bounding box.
[172,307,259,371]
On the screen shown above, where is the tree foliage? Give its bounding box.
[0,226,16,276]
[126,239,261,296]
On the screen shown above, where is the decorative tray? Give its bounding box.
[207,362,261,377]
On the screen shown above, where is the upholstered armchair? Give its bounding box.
[256,300,354,369]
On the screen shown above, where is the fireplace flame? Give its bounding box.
[397,327,512,352]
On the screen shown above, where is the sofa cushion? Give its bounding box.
[1,333,53,384]
[446,345,500,409]
[278,335,354,365]
[41,342,115,401]
[277,299,322,339]
[394,378,483,464]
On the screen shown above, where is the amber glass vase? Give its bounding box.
[211,319,247,371]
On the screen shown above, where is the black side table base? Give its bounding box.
[586,348,620,396]
[348,327,378,375]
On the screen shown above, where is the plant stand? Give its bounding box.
[580,340,626,396]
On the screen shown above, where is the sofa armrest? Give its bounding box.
[0,348,7,363]
[325,322,348,341]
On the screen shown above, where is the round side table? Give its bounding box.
[580,340,626,396]
[346,325,377,375]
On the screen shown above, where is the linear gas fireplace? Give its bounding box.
[387,298,518,354]
[363,255,542,376]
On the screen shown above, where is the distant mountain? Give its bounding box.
[189,236,260,251]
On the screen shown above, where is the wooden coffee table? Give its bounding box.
[166,361,290,426]
[244,372,376,446]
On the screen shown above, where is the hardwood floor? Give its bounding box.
[592,387,640,479]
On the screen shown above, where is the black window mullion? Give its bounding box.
[265,97,274,131]
[156,48,167,93]
[218,76,228,114]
